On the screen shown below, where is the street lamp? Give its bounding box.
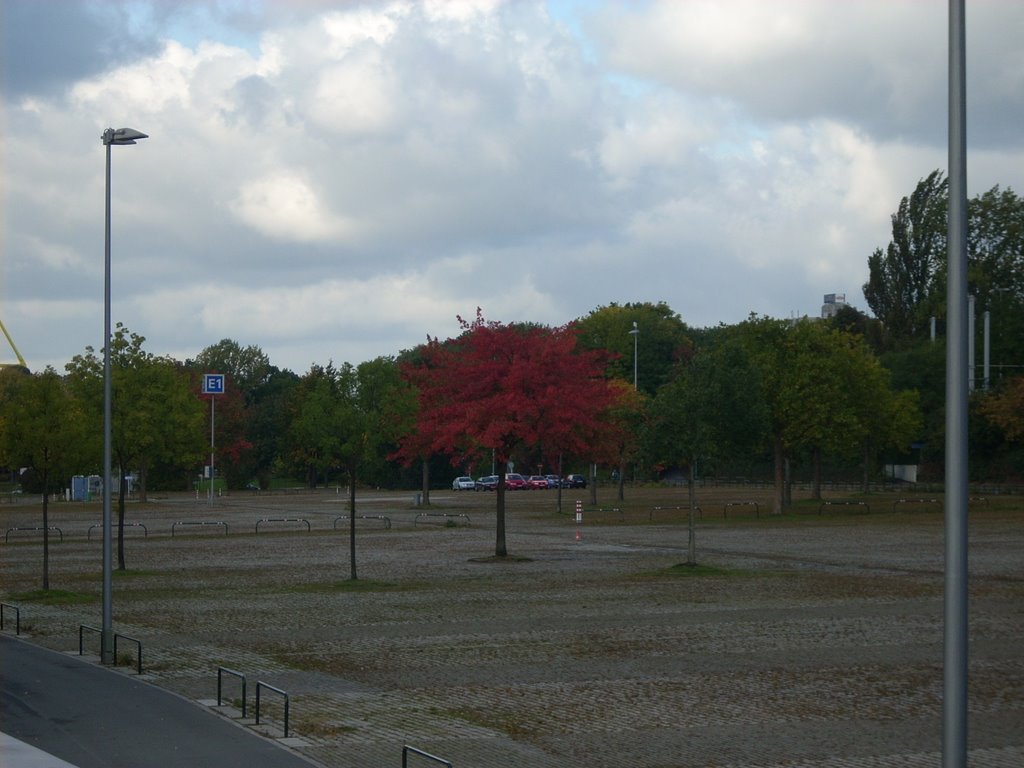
[629,321,639,390]
[101,127,147,665]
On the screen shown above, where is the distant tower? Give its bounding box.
[1,318,29,373]
[821,293,847,319]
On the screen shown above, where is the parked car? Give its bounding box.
[505,473,528,490]
[475,475,499,491]
[452,476,475,491]
[544,474,562,488]
[564,473,587,488]
[527,475,549,489]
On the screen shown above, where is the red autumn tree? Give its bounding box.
[397,310,620,557]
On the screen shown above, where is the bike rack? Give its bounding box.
[255,518,310,533]
[818,501,870,515]
[723,501,759,518]
[79,624,143,673]
[1,603,20,635]
[333,514,392,530]
[650,505,702,521]
[79,624,102,655]
[891,498,940,513]
[414,513,470,527]
[217,667,247,718]
[255,681,290,737]
[114,633,143,674]
[171,521,228,537]
[88,522,148,540]
[402,745,453,767]
[5,526,63,543]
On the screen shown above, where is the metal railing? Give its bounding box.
[891,498,940,513]
[1,603,20,635]
[402,745,453,767]
[171,520,228,536]
[88,522,148,540]
[818,501,870,515]
[333,514,392,530]
[723,501,759,518]
[79,624,143,673]
[255,518,310,533]
[217,666,247,717]
[5,526,63,543]
[114,633,143,674]
[255,681,289,737]
[650,505,702,521]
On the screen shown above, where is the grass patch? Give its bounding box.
[113,569,161,579]
[10,588,95,605]
[657,563,746,578]
[468,554,534,564]
[288,579,405,594]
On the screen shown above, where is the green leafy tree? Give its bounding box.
[0,368,88,589]
[190,339,273,400]
[287,358,412,579]
[863,170,948,343]
[732,317,914,512]
[648,336,768,561]
[574,301,692,396]
[247,367,300,488]
[397,310,619,557]
[66,325,205,568]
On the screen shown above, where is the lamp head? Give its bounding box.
[102,127,149,146]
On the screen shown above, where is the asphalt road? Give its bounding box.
[0,635,321,768]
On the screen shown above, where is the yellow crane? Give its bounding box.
[1,318,29,372]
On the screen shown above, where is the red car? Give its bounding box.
[504,473,528,490]
[527,475,549,489]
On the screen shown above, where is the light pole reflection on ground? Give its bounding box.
[101,127,147,664]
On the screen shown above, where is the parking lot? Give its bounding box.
[2,486,1022,767]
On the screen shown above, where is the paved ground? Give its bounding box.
[1,487,1022,767]
[0,635,321,768]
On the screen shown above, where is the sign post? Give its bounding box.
[202,374,225,506]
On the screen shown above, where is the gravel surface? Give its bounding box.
[2,487,1021,767]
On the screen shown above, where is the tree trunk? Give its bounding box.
[139,460,149,503]
[42,465,50,591]
[588,463,597,507]
[617,463,625,502]
[495,466,508,557]
[556,453,563,514]
[686,461,697,566]
[811,446,822,500]
[420,459,430,506]
[117,468,127,571]
[348,468,358,580]
[772,435,785,515]
[862,443,870,493]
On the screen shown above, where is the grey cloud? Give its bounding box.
[0,0,161,98]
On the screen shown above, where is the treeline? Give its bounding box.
[1,171,1021,507]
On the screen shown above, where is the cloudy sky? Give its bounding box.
[2,0,1022,374]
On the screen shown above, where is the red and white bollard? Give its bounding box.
[575,499,583,542]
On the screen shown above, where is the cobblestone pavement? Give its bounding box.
[2,489,1022,767]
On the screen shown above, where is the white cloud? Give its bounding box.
[231,173,357,243]
[3,0,1023,374]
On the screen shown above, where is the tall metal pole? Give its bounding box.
[99,126,146,666]
[629,322,639,390]
[209,396,215,506]
[982,310,990,390]
[102,138,114,665]
[944,0,969,764]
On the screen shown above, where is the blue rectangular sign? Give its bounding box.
[202,373,225,395]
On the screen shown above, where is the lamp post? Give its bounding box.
[629,321,639,390]
[101,127,147,665]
